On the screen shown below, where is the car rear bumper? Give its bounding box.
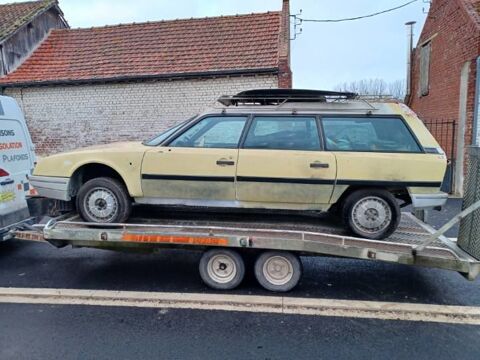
[411,192,448,210]
[29,175,71,201]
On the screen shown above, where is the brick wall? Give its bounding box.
[409,0,480,157]
[5,74,278,155]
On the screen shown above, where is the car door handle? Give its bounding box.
[0,179,14,186]
[216,160,235,166]
[310,162,329,169]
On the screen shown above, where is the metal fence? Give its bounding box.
[458,146,480,259]
[423,120,457,193]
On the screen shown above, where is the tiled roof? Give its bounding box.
[0,0,57,42]
[0,11,282,86]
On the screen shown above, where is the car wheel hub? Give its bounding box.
[263,256,294,286]
[351,196,392,234]
[207,255,236,284]
[85,187,119,222]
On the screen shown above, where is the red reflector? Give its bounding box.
[0,168,9,177]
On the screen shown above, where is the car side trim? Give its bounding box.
[236,176,335,185]
[335,180,442,187]
[142,174,235,182]
[142,175,442,188]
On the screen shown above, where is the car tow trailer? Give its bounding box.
[13,206,480,293]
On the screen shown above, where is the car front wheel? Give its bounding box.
[342,189,400,240]
[76,177,132,223]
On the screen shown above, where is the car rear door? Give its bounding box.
[236,116,336,206]
[141,116,248,203]
[0,118,33,229]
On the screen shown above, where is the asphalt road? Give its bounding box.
[0,198,479,359]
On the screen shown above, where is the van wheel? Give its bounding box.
[342,189,400,240]
[76,177,131,223]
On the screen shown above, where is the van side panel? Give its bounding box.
[0,96,35,235]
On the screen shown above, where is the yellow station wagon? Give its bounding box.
[30,89,448,239]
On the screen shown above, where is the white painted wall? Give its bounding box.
[5,75,278,155]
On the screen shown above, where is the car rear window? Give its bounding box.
[0,119,31,175]
[322,117,422,153]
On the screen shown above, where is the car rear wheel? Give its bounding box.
[342,189,400,240]
[76,177,131,223]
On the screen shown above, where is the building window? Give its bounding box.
[419,42,431,96]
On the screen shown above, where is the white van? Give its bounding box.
[0,96,36,240]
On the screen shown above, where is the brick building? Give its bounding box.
[407,0,480,195]
[0,0,292,155]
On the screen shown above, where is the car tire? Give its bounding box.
[254,251,302,292]
[342,189,400,240]
[199,249,245,290]
[76,177,131,223]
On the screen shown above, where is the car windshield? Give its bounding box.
[143,117,196,146]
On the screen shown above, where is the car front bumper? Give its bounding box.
[29,175,71,201]
[411,192,448,210]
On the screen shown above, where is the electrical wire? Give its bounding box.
[298,0,418,23]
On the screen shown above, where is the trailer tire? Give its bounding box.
[199,249,245,290]
[77,177,131,223]
[254,251,302,292]
[342,188,400,240]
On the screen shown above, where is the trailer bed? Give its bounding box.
[17,210,480,281]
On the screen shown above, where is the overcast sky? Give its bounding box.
[2,0,428,89]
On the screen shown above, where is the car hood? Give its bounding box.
[61,141,147,154]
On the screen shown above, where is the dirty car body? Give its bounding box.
[30,90,448,240]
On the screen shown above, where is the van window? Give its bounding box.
[322,117,422,153]
[0,120,31,175]
[169,116,247,148]
[243,116,320,151]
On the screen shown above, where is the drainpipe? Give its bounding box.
[405,21,416,103]
[473,56,480,146]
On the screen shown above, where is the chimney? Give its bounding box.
[278,0,292,88]
[405,21,416,103]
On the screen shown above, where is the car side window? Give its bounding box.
[169,116,247,148]
[322,117,422,153]
[243,116,321,151]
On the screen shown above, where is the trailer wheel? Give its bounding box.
[199,249,245,290]
[254,251,302,292]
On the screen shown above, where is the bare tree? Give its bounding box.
[335,78,406,101]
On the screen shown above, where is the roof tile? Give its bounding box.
[0,11,281,85]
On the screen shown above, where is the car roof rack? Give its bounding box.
[218,89,359,106]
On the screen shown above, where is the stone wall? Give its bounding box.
[5,74,278,155]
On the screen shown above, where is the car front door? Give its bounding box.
[141,116,248,203]
[236,116,336,206]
